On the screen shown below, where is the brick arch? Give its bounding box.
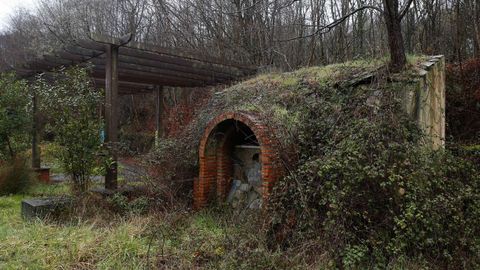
[194,112,283,209]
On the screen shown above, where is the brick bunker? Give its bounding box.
[194,112,284,209]
[192,56,446,210]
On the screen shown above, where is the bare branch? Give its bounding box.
[277,5,383,42]
[399,0,414,19]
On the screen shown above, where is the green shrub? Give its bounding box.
[0,73,31,160]
[268,82,480,268]
[0,158,35,195]
[35,67,104,193]
[108,193,150,215]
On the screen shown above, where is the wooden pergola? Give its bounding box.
[8,34,255,189]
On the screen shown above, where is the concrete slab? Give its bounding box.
[21,197,73,221]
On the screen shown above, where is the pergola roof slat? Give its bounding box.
[91,34,251,69]
[92,63,210,86]
[116,62,223,83]
[92,70,201,87]
[60,48,233,80]
[64,45,104,59]
[117,46,246,78]
[74,39,251,78]
[5,35,256,89]
[116,54,234,80]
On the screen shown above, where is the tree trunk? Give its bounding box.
[473,0,480,57]
[6,136,15,159]
[383,0,407,72]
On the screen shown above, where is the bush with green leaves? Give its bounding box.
[268,82,480,268]
[36,67,104,193]
[0,73,31,160]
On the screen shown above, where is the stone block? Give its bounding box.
[240,183,251,192]
[227,180,242,203]
[21,197,73,221]
[248,199,262,209]
[400,55,446,149]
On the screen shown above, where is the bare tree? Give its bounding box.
[382,0,413,71]
[0,0,479,73]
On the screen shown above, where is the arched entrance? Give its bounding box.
[194,112,283,209]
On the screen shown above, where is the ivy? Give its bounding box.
[268,81,480,268]
[147,61,480,267]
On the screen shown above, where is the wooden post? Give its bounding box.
[105,44,119,190]
[155,86,164,146]
[31,90,41,168]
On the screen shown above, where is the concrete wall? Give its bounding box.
[401,55,446,149]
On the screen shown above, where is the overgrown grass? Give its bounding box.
[148,208,301,269]
[0,184,152,269]
[0,184,304,269]
[0,183,441,269]
[0,184,303,269]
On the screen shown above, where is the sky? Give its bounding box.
[0,0,37,31]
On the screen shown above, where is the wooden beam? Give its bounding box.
[56,50,90,62]
[117,54,233,81]
[60,48,232,81]
[74,40,107,53]
[12,36,256,87]
[12,68,36,77]
[75,39,251,78]
[64,45,104,58]
[116,62,218,83]
[59,51,213,85]
[104,62,212,83]
[93,79,154,95]
[74,54,223,84]
[155,86,164,146]
[118,47,248,77]
[94,36,254,71]
[89,33,132,47]
[31,90,41,169]
[104,44,119,190]
[91,69,204,87]
[25,54,204,87]
[23,60,58,72]
[93,78,154,90]
[118,89,153,95]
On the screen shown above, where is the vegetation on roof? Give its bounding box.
[148,56,429,171]
[148,57,480,268]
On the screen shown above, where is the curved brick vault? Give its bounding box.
[194,112,284,209]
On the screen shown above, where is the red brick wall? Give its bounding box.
[163,87,213,137]
[194,112,284,209]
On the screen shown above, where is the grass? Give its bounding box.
[0,183,153,269]
[0,182,319,269]
[0,180,437,269]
